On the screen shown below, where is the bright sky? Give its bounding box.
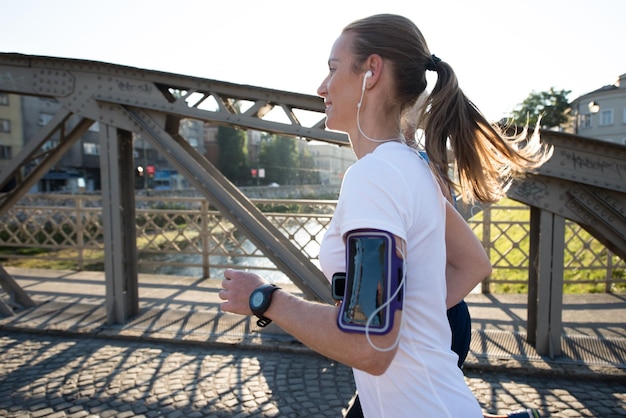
[2,0,625,122]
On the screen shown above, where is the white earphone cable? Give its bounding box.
[364,241,407,352]
[357,76,404,144]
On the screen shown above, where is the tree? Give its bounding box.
[297,145,320,185]
[258,135,298,185]
[216,126,249,185]
[511,87,571,129]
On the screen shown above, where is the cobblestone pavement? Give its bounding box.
[1,331,625,418]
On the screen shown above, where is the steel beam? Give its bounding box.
[530,131,626,194]
[120,106,333,304]
[527,207,540,346]
[509,175,626,261]
[530,209,565,358]
[0,265,37,315]
[99,125,139,324]
[0,53,348,145]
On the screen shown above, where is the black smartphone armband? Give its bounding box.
[337,229,404,335]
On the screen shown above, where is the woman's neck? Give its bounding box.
[351,133,404,159]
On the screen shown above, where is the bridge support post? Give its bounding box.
[528,207,564,357]
[0,265,37,316]
[99,126,139,324]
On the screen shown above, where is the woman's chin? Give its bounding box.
[323,119,345,133]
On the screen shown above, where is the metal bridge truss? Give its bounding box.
[508,132,626,356]
[1,53,624,356]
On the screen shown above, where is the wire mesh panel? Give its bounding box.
[0,194,623,291]
[472,199,625,293]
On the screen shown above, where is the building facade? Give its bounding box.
[7,93,355,193]
[568,73,626,145]
[20,96,100,192]
[0,93,23,191]
[308,141,356,187]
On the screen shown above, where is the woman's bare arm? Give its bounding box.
[220,269,400,375]
[444,200,492,307]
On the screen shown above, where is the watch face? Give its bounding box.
[251,291,265,309]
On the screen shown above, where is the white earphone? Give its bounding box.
[362,70,372,91]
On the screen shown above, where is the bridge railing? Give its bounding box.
[1,193,624,293]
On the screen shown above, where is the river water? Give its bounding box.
[138,219,326,284]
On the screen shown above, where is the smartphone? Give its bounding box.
[332,272,346,301]
[337,229,403,334]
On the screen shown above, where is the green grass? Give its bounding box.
[481,199,625,294]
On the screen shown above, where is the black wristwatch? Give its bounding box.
[249,284,281,327]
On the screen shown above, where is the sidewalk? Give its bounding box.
[1,267,625,379]
[1,267,626,417]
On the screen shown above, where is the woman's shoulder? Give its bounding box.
[342,145,430,201]
[344,153,396,185]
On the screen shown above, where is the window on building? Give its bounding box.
[83,142,100,156]
[0,94,8,106]
[0,145,11,159]
[39,113,53,126]
[599,109,613,126]
[0,119,10,132]
[42,139,59,151]
[580,114,592,129]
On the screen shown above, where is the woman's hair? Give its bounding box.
[343,14,553,204]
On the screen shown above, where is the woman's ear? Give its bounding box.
[364,54,384,88]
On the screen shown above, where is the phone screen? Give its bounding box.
[340,234,389,331]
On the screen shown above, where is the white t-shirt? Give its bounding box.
[319,141,482,417]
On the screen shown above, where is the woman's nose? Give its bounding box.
[317,79,328,97]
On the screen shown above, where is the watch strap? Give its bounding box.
[256,316,273,328]
[250,284,281,327]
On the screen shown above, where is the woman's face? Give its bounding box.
[317,33,364,133]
